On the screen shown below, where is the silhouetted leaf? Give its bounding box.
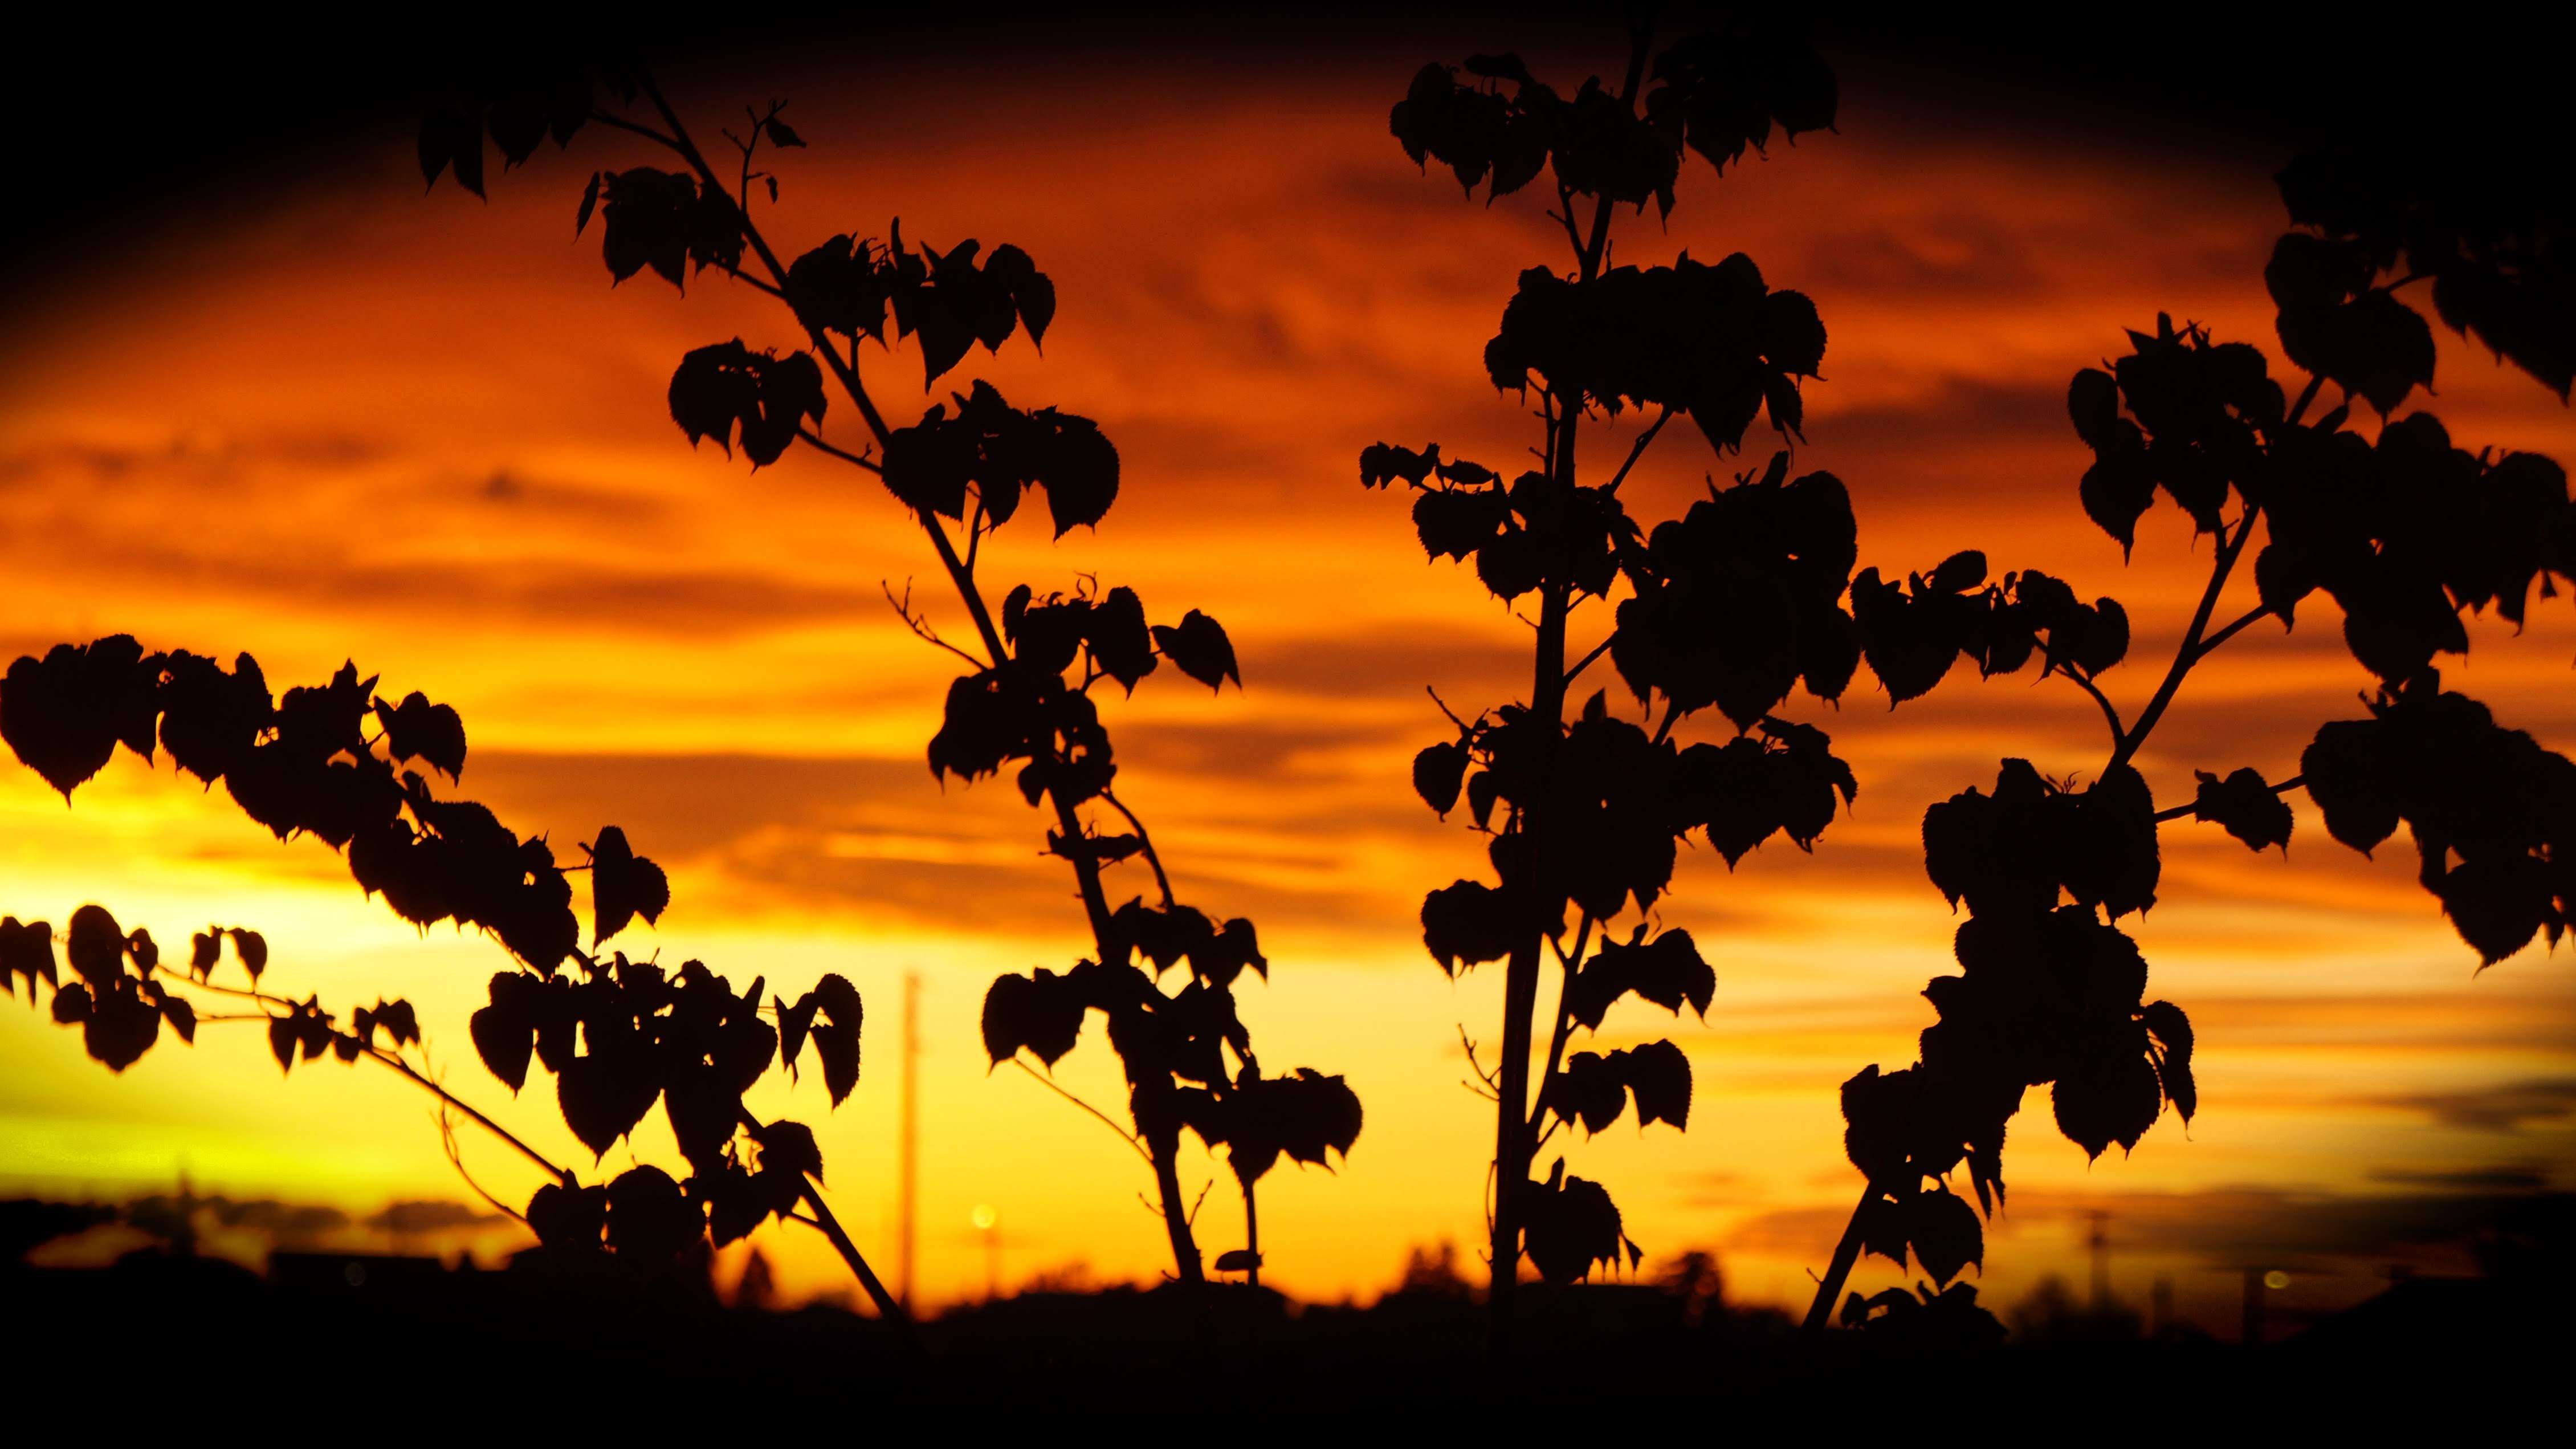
[1523,1171,1623,1285]
[374,691,467,779]
[1902,1186,1983,1286]
[1152,611,1240,691]
[2191,768,2294,852]
[1420,880,1515,975]
[525,1181,607,1254]
[1412,740,1469,816]
[808,972,862,1105]
[586,825,670,945]
[605,1165,702,1263]
[0,918,58,998]
[752,1118,823,1183]
[1620,1039,1691,1129]
[982,967,1084,1066]
[66,905,124,988]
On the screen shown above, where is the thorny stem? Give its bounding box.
[632,69,1209,1288]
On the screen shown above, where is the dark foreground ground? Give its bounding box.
[10,1248,2567,1431]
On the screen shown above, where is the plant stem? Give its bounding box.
[368,1048,569,1184]
[2108,506,2264,777]
[1487,14,1654,1333]
[1242,1175,1261,1291]
[635,68,1207,1288]
[797,1178,916,1334]
[1527,914,1596,1141]
[1801,1177,1882,1330]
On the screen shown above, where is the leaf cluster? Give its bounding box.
[788,227,1055,388]
[1389,23,1833,213]
[2303,673,2576,963]
[1611,454,1858,727]
[882,380,1116,536]
[1852,555,2130,707]
[1521,1158,1642,1286]
[2274,144,2574,402]
[1484,254,1824,451]
[929,588,1237,806]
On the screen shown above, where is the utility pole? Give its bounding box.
[2086,1209,2110,1314]
[898,970,919,1313]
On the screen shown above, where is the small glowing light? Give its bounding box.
[2263,1270,2290,1290]
[971,1204,997,1231]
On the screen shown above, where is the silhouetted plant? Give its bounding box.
[1367,19,1857,1316]
[1801,144,2576,1328]
[1,641,903,1321]
[417,58,1357,1291]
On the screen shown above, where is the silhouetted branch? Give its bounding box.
[1011,1059,1153,1165]
[793,1178,916,1333]
[372,1045,570,1184]
[882,580,988,669]
[1458,1024,1501,1100]
[437,1104,531,1226]
[1603,405,1674,495]
[2109,506,2264,775]
[794,426,879,472]
[1563,636,1615,689]
[2059,661,2129,750]
[1099,788,1176,909]
[1803,1177,1884,1331]
[2154,772,2306,823]
[149,960,572,1183]
[1530,914,1597,1139]
[634,63,1209,1289]
[2194,604,2277,662]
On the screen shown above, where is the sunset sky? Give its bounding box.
[4,20,2570,1330]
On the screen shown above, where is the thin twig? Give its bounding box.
[881,580,988,669]
[796,426,881,472]
[1099,788,1176,909]
[2154,772,2306,823]
[2108,506,2264,776]
[2054,660,2129,751]
[1013,1059,1154,1165]
[1563,635,1616,689]
[1603,405,1675,494]
[2194,604,2276,662]
[438,1105,530,1225]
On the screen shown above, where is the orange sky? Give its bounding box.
[4,34,2571,1328]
